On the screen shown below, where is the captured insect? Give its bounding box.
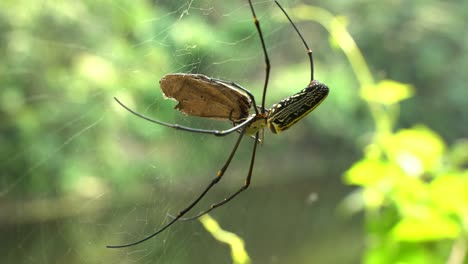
[108,0,329,248]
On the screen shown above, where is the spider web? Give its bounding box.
[0,0,358,263]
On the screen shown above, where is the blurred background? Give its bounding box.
[1,0,467,263]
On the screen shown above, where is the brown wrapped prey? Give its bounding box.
[159,73,252,122]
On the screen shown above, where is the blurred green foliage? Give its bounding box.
[346,105,468,263]
[317,6,468,263]
[1,0,467,263]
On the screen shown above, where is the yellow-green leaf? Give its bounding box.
[430,173,468,215]
[392,212,460,241]
[387,126,446,175]
[361,80,414,105]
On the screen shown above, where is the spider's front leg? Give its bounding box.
[114,97,252,136]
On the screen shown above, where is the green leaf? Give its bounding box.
[386,126,446,175]
[392,211,460,241]
[344,158,389,186]
[344,158,402,209]
[430,173,468,215]
[361,80,414,105]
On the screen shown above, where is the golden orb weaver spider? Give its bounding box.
[108,0,329,248]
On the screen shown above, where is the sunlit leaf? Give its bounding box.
[345,157,404,186]
[345,158,388,186]
[345,158,404,208]
[361,80,414,105]
[386,126,446,175]
[392,174,428,209]
[430,173,468,215]
[392,211,460,241]
[363,187,385,209]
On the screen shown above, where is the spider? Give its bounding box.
[108,0,329,248]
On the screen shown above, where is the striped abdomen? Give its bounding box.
[267,80,329,134]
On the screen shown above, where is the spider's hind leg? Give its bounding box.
[107,128,249,248]
[168,131,259,222]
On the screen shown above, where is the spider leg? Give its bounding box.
[106,128,247,248]
[114,97,254,136]
[248,0,271,112]
[170,131,259,221]
[273,0,315,81]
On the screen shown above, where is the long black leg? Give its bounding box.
[107,128,247,248]
[172,131,259,221]
[248,0,271,113]
[114,97,254,136]
[274,0,315,81]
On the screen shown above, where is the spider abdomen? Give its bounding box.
[267,80,329,134]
